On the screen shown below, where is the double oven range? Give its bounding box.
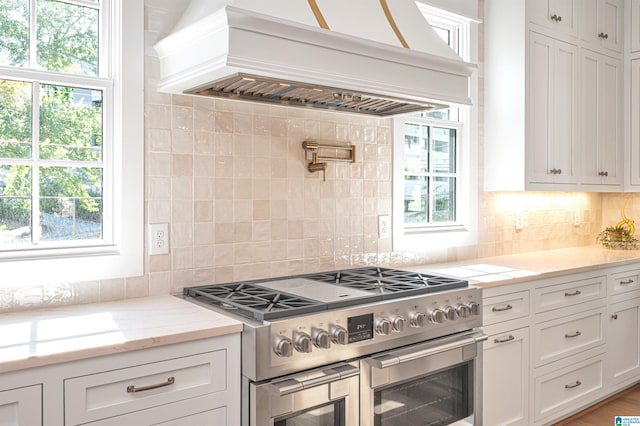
[183,267,485,426]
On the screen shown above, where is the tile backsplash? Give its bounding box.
[0,0,604,312]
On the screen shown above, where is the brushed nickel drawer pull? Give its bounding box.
[564,290,581,297]
[492,304,513,312]
[565,331,582,338]
[127,377,175,393]
[494,335,515,344]
[612,314,619,320]
[565,380,582,389]
[620,279,635,285]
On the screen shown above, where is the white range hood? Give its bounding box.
[154,0,474,116]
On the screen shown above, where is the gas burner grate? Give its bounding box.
[184,283,324,321]
[303,267,467,299]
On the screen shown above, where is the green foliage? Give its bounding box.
[597,226,639,249]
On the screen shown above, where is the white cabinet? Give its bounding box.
[607,297,640,386]
[580,0,624,53]
[0,385,42,426]
[631,0,640,53]
[528,0,578,37]
[579,50,623,187]
[483,326,530,426]
[631,60,640,186]
[484,0,625,192]
[527,32,579,185]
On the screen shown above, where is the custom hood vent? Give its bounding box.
[154,0,475,117]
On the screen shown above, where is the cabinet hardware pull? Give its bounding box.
[598,171,609,177]
[565,380,582,389]
[127,377,175,393]
[565,331,582,338]
[494,335,515,344]
[612,314,619,320]
[564,290,581,297]
[598,32,609,39]
[492,304,513,312]
[620,279,635,285]
[551,14,562,22]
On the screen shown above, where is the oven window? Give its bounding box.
[374,362,472,426]
[275,401,345,426]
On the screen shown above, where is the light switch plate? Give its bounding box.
[378,215,391,239]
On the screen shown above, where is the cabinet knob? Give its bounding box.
[612,313,619,320]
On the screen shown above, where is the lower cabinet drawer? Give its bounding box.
[534,308,605,367]
[534,355,604,422]
[65,350,227,425]
[0,385,42,426]
[483,291,530,325]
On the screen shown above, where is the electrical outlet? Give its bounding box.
[149,223,169,255]
[573,209,582,227]
[515,212,525,231]
[378,215,391,239]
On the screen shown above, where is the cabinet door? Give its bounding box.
[633,0,640,53]
[607,298,640,386]
[483,327,529,426]
[0,385,42,426]
[527,32,578,185]
[580,0,623,53]
[632,60,640,186]
[580,49,622,187]
[528,0,578,37]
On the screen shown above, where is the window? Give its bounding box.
[392,4,477,251]
[0,0,143,285]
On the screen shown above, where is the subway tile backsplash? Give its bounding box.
[0,0,604,313]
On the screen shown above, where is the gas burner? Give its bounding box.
[184,283,324,321]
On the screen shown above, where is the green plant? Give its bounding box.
[597,226,639,249]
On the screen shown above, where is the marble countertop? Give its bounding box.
[0,295,242,374]
[408,246,640,288]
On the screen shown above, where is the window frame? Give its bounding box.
[0,0,143,286]
[392,4,478,251]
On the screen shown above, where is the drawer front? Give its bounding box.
[534,356,604,421]
[65,350,226,425]
[534,277,606,313]
[0,385,42,426]
[483,291,530,325]
[534,308,605,367]
[609,270,640,296]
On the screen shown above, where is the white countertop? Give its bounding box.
[0,295,242,374]
[409,246,640,288]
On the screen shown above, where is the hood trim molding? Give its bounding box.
[155,4,474,115]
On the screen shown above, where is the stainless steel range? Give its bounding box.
[183,267,485,426]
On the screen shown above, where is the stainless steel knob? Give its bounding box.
[274,335,294,357]
[443,305,458,321]
[391,315,406,332]
[375,318,391,335]
[293,331,312,353]
[311,328,331,349]
[409,311,427,328]
[467,301,481,316]
[329,324,348,345]
[429,308,446,324]
[456,304,471,318]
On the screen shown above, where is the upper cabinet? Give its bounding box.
[484,0,624,192]
[529,0,579,38]
[580,0,624,54]
[633,0,640,52]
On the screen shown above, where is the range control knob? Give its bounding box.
[468,301,481,316]
[443,305,458,321]
[273,335,294,358]
[456,303,471,318]
[312,328,331,349]
[429,308,446,324]
[409,311,427,328]
[329,324,348,345]
[391,315,406,332]
[375,318,391,335]
[293,331,312,353]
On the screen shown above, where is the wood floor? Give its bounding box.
[552,384,640,426]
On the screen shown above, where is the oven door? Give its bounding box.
[360,330,487,426]
[249,362,359,426]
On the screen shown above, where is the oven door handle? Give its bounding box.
[369,332,488,369]
[269,364,360,397]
